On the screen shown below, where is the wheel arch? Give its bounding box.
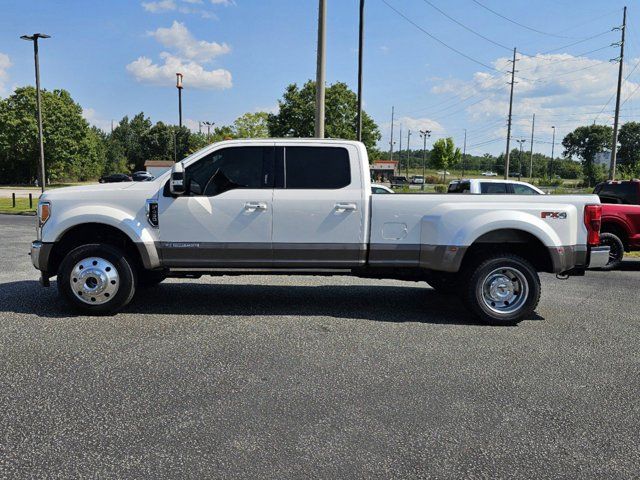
[461,228,555,273]
[48,223,149,276]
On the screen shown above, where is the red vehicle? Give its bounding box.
[593,179,640,269]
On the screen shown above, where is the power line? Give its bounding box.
[419,0,512,52]
[381,0,509,74]
[472,0,598,40]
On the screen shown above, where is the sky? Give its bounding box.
[1,0,639,157]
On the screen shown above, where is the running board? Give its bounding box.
[167,267,353,277]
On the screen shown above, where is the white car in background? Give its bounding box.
[481,171,498,177]
[447,179,545,195]
[371,183,394,194]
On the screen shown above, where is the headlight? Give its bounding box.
[38,201,51,226]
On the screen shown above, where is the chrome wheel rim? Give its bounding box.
[480,267,529,315]
[70,257,119,305]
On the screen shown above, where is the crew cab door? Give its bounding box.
[157,144,274,267]
[271,144,367,267]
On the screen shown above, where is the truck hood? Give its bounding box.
[40,181,159,201]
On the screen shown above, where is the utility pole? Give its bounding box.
[610,6,627,180]
[315,0,327,138]
[550,126,556,178]
[176,73,183,127]
[198,121,202,134]
[389,106,395,161]
[111,120,114,134]
[20,33,50,193]
[398,123,403,176]
[504,47,517,180]
[356,0,365,141]
[420,130,431,191]
[406,129,411,178]
[462,129,467,178]
[529,113,535,179]
[516,139,526,181]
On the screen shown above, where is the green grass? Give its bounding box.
[625,251,640,258]
[0,197,36,214]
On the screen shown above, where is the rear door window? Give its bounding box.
[481,182,508,194]
[512,184,538,195]
[284,146,351,189]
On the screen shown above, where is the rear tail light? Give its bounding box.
[584,204,602,246]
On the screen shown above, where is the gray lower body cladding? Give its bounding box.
[157,242,584,273]
[32,241,588,275]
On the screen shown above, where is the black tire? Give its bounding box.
[599,232,624,271]
[138,270,167,287]
[58,243,137,315]
[424,271,460,294]
[462,254,541,325]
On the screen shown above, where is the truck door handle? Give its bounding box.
[334,203,357,212]
[244,202,267,211]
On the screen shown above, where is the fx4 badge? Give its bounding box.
[541,211,567,219]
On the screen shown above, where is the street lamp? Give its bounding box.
[202,121,215,139]
[419,130,431,191]
[20,33,50,193]
[176,72,183,127]
[356,0,365,141]
[516,138,527,181]
[550,125,556,178]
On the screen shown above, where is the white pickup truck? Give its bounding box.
[31,139,608,324]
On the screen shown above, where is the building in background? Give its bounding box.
[370,160,398,182]
[144,160,174,178]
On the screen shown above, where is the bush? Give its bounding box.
[434,184,447,193]
[425,175,440,184]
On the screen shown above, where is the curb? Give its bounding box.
[0,211,37,216]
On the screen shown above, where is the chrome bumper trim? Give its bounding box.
[30,241,42,270]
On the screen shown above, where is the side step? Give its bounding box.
[167,268,353,277]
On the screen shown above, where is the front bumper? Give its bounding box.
[587,246,610,269]
[30,240,53,271]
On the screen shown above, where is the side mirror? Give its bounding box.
[170,162,186,195]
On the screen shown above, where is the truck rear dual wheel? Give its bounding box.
[462,254,541,325]
[58,243,136,315]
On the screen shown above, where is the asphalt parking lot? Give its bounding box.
[1,214,638,479]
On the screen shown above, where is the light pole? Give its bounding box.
[202,121,215,139]
[406,129,411,178]
[20,33,50,193]
[516,139,527,181]
[356,0,365,141]
[419,130,431,191]
[315,0,326,138]
[550,126,556,178]
[176,73,184,128]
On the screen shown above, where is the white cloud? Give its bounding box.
[127,22,232,90]
[0,53,12,96]
[428,52,640,153]
[141,0,231,17]
[127,52,232,89]
[142,0,177,13]
[148,21,230,62]
[82,107,113,132]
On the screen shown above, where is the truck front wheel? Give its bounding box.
[58,243,137,315]
[462,254,541,325]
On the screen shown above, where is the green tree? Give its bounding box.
[233,111,269,138]
[110,113,152,171]
[618,121,640,169]
[562,125,612,186]
[267,80,381,156]
[0,86,106,183]
[430,137,461,183]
